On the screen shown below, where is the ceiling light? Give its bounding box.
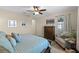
[35,12,39,15]
[33,12,39,15]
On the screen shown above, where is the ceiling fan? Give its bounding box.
[26,6,46,15]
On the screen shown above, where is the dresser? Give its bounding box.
[44,26,55,41]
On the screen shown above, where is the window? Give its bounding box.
[8,20,17,27]
[56,15,66,35]
[57,16,65,31]
[57,22,64,29]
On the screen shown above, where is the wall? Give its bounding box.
[0,9,35,34]
[35,10,77,37]
[77,7,79,51]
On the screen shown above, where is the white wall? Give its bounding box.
[0,9,35,34]
[35,10,77,37]
[77,7,79,51]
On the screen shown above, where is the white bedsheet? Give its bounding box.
[15,34,49,53]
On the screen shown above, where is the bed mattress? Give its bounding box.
[15,34,49,53]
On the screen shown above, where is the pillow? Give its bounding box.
[0,36,14,53]
[6,35,16,50]
[60,32,72,39]
[71,31,76,39]
[11,33,21,43]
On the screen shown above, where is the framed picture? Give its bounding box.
[8,20,17,27]
[46,19,54,24]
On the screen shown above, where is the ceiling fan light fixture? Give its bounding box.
[35,12,39,15]
[33,12,39,15]
[27,6,46,15]
[34,8,38,11]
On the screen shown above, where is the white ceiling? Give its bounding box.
[0,6,77,15]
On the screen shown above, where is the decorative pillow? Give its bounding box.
[11,33,21,43]
[60,32,72,39]
[6,35,16,50]
[0,36,14,53]
[71,31,76,39]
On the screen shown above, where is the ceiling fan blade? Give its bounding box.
[39,12,43,15]
[33,6,39,12]
[25,6,46,15]
[33,6,36,9]
[39,9,46,11]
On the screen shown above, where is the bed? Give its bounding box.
[0,31,51,53]
[15,34,50,53]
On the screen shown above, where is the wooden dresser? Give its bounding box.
[44,26,55,41]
